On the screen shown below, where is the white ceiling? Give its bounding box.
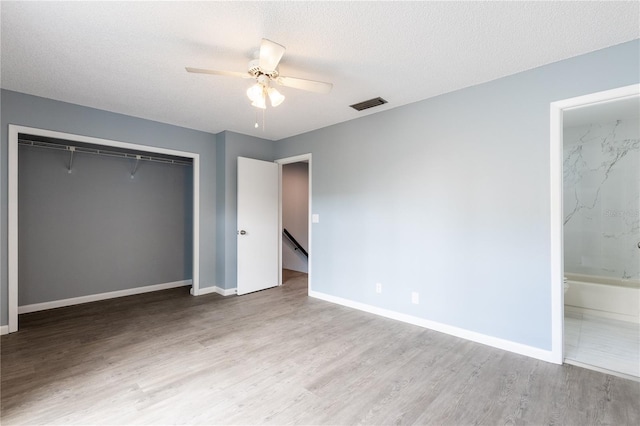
[1,1,638,141]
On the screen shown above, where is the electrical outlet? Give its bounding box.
[411,292,419,304]
[375,283,382,294]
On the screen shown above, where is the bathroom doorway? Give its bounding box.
[551,85,639,380]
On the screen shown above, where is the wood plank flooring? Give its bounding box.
[2,271,639,425]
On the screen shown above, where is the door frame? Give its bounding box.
[7,125,201,333]
[275,153,312,293]
[549,83,639,363]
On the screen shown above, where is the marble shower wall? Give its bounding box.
[564,118,639,281]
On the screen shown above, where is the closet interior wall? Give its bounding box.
[18,137,193,307]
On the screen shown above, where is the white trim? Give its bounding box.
[191,285,237,296]
[0,325,9,336]
[275,153,312,294]
[191,286,215,296]
[7,125,201,333]
[18,280,192,314]
[216,287,237,296]
[8,126,19,333]
[192,155,201,297]
[275,153,312,164]
[277,163,283,286]
[549,101,564,364]
[310,290,556,363]
[549,84,640,365]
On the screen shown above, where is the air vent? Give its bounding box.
[349,97,388,111]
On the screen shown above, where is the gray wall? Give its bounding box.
[274,40,640,350]
[282,162,309,273]
[215,131,275,290]
[1,89,217,325]
[18,144,192,305]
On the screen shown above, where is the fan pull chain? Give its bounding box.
[253,108,266,132]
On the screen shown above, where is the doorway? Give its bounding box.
[550,84,639,377]
[276,154,312,292]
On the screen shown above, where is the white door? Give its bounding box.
[237,157,279,295]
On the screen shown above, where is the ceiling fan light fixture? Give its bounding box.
[246,83,264,103]
[268,87,285,107]
[251,97,266,109]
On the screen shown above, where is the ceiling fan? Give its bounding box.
[186,39,333,109]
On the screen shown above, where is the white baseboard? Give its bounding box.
[216,287,237,296]
[0,325,8,336]
[18,280,192,314]
[309,290,556,364]
[191,286,237,296]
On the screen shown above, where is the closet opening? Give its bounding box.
[8,125,200,333]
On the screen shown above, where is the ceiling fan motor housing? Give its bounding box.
[248,59,279,80]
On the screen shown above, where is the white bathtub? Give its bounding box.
[564,273,640,323]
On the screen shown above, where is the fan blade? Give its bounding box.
[185,67,252,79]
[259,39,286,73]
[276,76,333,94]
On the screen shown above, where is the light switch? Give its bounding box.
[312,214,319,223]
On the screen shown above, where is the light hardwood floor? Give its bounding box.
[2,272,639,425]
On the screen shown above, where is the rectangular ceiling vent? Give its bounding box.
[349,97,388,111]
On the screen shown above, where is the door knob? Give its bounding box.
[239,230,247,235]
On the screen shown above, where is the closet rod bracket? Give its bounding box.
[131,155,141,178]
[67,146,75,173]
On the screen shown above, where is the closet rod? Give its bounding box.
[18,139,192,166]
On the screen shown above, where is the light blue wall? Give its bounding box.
[215,131,275,289]
[1,89,217,325]
[274,40,640,350]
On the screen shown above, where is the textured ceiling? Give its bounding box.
[1,1,638,141]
